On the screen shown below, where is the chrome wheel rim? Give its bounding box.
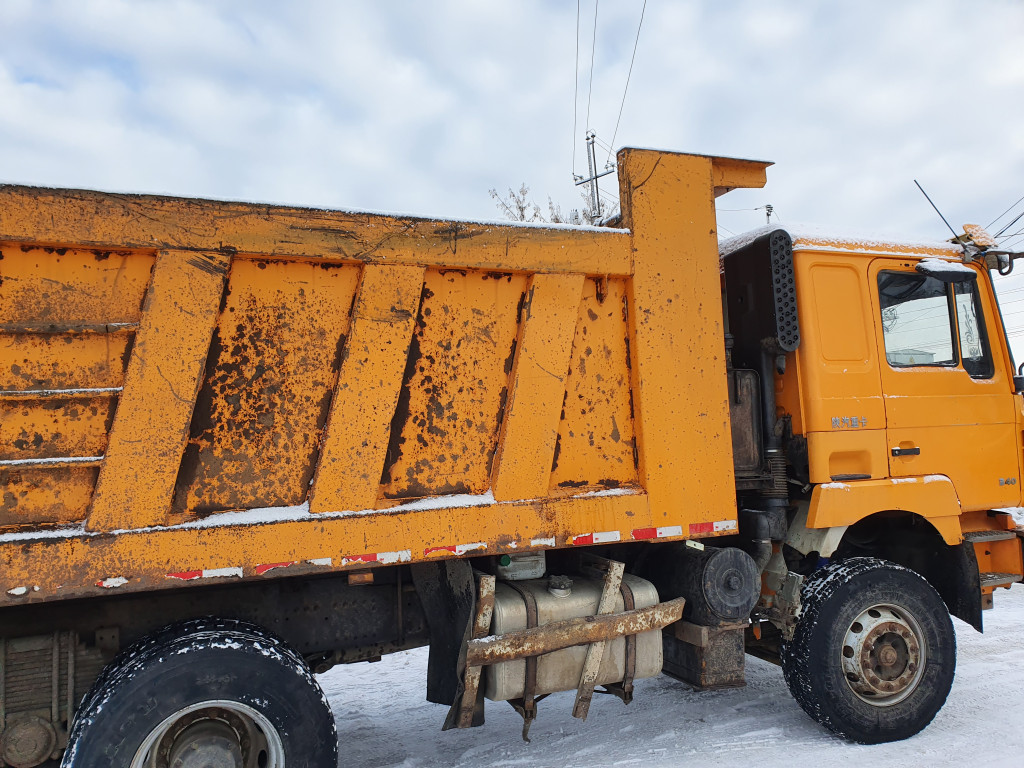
[130,700,285,768]
[841,603,926,707]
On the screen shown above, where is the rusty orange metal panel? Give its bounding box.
[0,395,115,461]
[380,270,528,499]
[86,250,232,531]
[618,149,737,531]
[491,273,585,502]
[0,188,631,276]
[1,491,661,603]
[310,263,425,513]
[0,332,132,391]
[172,259,360,516]
[1,466,97,529]
[549,278,638,494]
[0,152,768,603]
[0,245,154,325]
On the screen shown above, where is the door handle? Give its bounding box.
[891,446,921,457]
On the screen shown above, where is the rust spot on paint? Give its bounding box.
[172,260,358,516]
[381,270,527,500]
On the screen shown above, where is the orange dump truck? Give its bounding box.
[1,148,1023,767]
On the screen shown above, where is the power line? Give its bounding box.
[1002,231,1024,250]
[995,207,1024,238]
[717,204,776,214]
[986,193,1024,230]
[584,0,599,135]
[998,224,1024,242]
[605,0,647,165]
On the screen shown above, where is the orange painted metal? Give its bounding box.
[311,263,426,513]
[0,186,632,276]
[620,149,739,531]
[0,245,154,528]
[172,258,358,518]
[787,234,1020,536]
[808,478,963,544]
[87,250,232,531]
[492,272,585,502]
[0,149,769,605]
[549,277,638,494]
[379,269,529,500]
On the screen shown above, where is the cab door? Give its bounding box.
[870,258,1020,511]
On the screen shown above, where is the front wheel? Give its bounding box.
[62,618,338,767]
[781,557,955,744]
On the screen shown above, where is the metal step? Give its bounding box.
[964,530,1019,543]
[980,572,1020,588]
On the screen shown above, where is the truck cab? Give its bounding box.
[718,226,1024,743]
[723,227,1024,626]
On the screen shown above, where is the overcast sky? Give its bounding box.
[3,0,1024,348]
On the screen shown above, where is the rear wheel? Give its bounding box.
[780,557,955,744]
[62,618,337,768]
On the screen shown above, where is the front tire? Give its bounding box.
[781,557,955,744]
[62,618,338,767]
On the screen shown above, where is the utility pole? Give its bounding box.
[765,204,773,225]
[574,131,615,224]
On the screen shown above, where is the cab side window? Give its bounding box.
[878,271,956,367]
[954,281,994,378]
[877,270,994,379]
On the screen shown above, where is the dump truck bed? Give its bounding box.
[0,149,769,604]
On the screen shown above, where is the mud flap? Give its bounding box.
[409,560,483,725]
[934,541,983,632]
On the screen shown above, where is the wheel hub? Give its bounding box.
[841,604,925,706]
[130,701,284,768]
[166,720,244,768]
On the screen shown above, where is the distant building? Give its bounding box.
[888,348,936,365]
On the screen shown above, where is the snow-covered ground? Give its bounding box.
[321,584,1024,767]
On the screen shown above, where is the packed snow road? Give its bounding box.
[321,584,1024,768]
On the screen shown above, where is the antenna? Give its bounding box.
[914,180,963,247]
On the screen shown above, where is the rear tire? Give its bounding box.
[780,557,955,744]
[61,618,337,767]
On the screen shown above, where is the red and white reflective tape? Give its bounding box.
[96,577,129,589]
[424,542,486,557]
[688,519,738,536]
[571,530,622,546]
[630,525,684,541]
[165,567,244,581]
[341,550,412,566]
